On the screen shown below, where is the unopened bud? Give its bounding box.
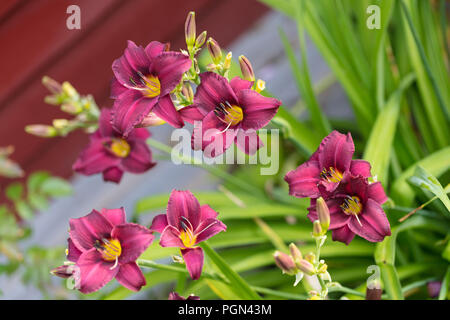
[239,55,255,81]
[53,119,69,129]
[50,265,75,279]
[274,251,296,275]
[289,243,302,264]
[304,252,316,264]
[255,79,266,93]
[206,63,217,72]
[223,52,232,70]
[62,82,78,98]
[365,287,382,300]
[181,83,194,101]
[42,76,62,94]
[207,38,222,64]
[25,125,58,137]
[318,263,328,274]
[297,259,315,276]
[316,197,330,232]
[61,103,82,114]
[195,31,207,48]
[185,12,196,48]
[313,220,323,237]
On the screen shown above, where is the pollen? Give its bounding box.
[179,216,197,248]
[341,196,363,216]
[97,238,122,262]
[110,138,131,158]
[320,167,343,183]
[214,101,243,127]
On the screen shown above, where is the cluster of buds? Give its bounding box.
[25,77,100,138]
[274,243,316,287]
[205,37,233,77]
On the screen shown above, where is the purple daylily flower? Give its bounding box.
[63,208,154,294]
[73,108,156,184]
[284,130,372,198]
[180,72,281,157]
[168,292,200,300]
[111,40,191,136]
[307,174,391,244]
[149,190,227,280]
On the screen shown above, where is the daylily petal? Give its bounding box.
[98,109,115,138]
[229,76,253,93]
[145,41,166,59]
[67,238,83,262]
[151,52,191,96]
[284,160,321,198]
[115,262,146,292]
[348,199,391,242]
[100,208,126,227]
[235,129,263,155]
[367,182,388,205]
[112,51,144,89]
[69,209,114,251]
[167,190,201,229]
[181,247,204,280]
[73,139,121,175]
[151,94,184,128]
[77,248,118,294]
[200,205,218,221]
[149,214,168,233]
[193,72,239,114]
[179,105,206,124]
[123,41,151,75]
[159,225,183,247]
[308,198,351,229]
[195,218,227,243]
[331,225,355,245]
[350,159,372,178]
[111,223,154,264]
[110,77,128,99]
[102,167,124,183]
[127,127,151,141]
[237,89,281,130]
[111,90,158,137]
[121,140,156,173]
[318,131,354,172]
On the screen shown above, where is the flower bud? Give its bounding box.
[304,252,316,264]
[274,251,297,275]
[52,119,69,130]
[365,287,382,300]
[239,55,255,81]
[223,52,232,70]
[25,125,58,137]
[195,31,207,48]
[289,243,302,264]
[42,76,62,94]
[181,83,194,102]
[62,82,78,99]
[312,220,323,237]
[207,38,222,64]
[185,11,196,47]
[50,265,75,279]
[296,259,315,276]
[61,103,82,114]
[255,79,266,93]
[316,197,330,232]
[206,63,217,72]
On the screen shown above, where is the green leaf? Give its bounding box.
[5,182,23,201]
[40,177,72,197]
[408,166,450,214]
[439,266,450,300]
[199,241,261,300]
[27,171,51,193]
[15,201,33,220]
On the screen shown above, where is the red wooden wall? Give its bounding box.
[0,0,268,188]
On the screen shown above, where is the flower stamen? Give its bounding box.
[320,167,343,183]
[341,196,363,223]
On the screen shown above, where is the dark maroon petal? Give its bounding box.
[111,223,154,264]
[317,180,340,198]
[194,218,227,243]
[98,108,115,138]
[121,140,156,173]
[308,198,351,229]
[200,205,218,221]
[235,129,263,155]
[73,138,121,175]
[111,90,158,137]
[102,167,124,183]
[193,72,239,114]
[350,160,372,177]
[284,160,321,198]
[331,225,355,245]
[159,225,183,247]
[367,182,388,204]
[151,94,184,128]
[100,208,126,227]
[237,89,281,130]
[124,41,151,74]
[112,46,146,89]
[149,214,168,233]
[151,52,191,96]
[179,105,206,124]
[115,262,146,292]
[229,76,253,93]
[318,131,354,172]
[111,77,128,99]
[348,199,391,242]
[77,248,118,294]
[145,41,165,59]
[67,238,83,262]
[69,210,114,251]
[166,190,201,229]
[168,292,185,300]
[338,174,369,202]
[127,127,151,141]
[181,247,204,280]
